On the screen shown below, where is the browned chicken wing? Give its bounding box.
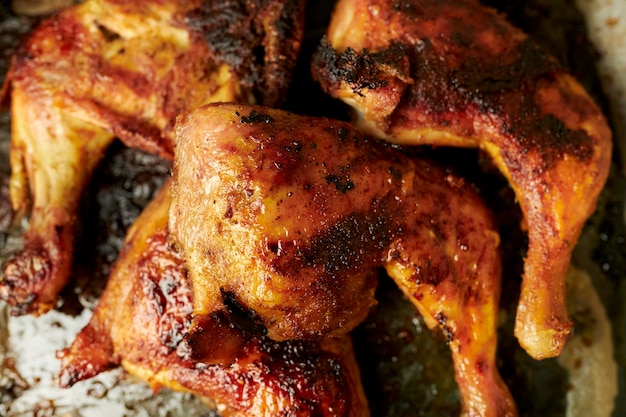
[170,103,517,417]
[58,180,369,417]
[311,0,612,359]
[0,0,305,315]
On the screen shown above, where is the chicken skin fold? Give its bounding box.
[170,103,517,417]
[58,181,369,417]
[311,0,612,360]
[0,0,306,315]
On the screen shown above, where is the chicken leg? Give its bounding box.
[58,179,369,417]
[1,0,305,315]
[311,0,612,359]
[169,103,517,417]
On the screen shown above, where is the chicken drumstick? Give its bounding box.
[311,0,612,359]
[58,180,369,417]
[1,0,305,315]
[169,103,517,417]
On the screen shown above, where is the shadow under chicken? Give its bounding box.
[58,180,369,417]
[0,0,306,315]
[169,103,517,417]
[311,0,612,360]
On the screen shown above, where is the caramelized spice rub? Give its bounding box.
[170,103,516,417]
[59,182,369,417]
[1,0,306,315]
[312,0,612,360]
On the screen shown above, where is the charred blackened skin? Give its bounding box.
[325,174,355,193]
[314,37,595,169]
[137,229,192,354]
[403,38,594,166]
[185,0,304,106]
[441,38,559,93]
[0,0,305,317]
[171,103,516,416]
[2,246,55,316]
[240,110,274,124]
[186,2,266,87]
[273,208,397,276]
[313,38,408,95]
[435,312,454,343]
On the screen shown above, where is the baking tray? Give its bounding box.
[0,0,624,416]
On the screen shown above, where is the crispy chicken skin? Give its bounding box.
[1,0,305,315]
[170,103,517,417]
[311,0,612,359]
[58,181,369,417]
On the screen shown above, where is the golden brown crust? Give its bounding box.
[170,103,516,417]
[59,181,369,417]
[311,0,612,360]
[1,0,306,316]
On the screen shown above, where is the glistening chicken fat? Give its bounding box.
[169,103,517,417]
[311,0,612,360]
[0,0,306,315]
[58,181,370,417]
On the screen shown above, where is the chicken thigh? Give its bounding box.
[0,0,305,315]
[311,0,612,359]
[58,180,369,417]
[170,103,517,417]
